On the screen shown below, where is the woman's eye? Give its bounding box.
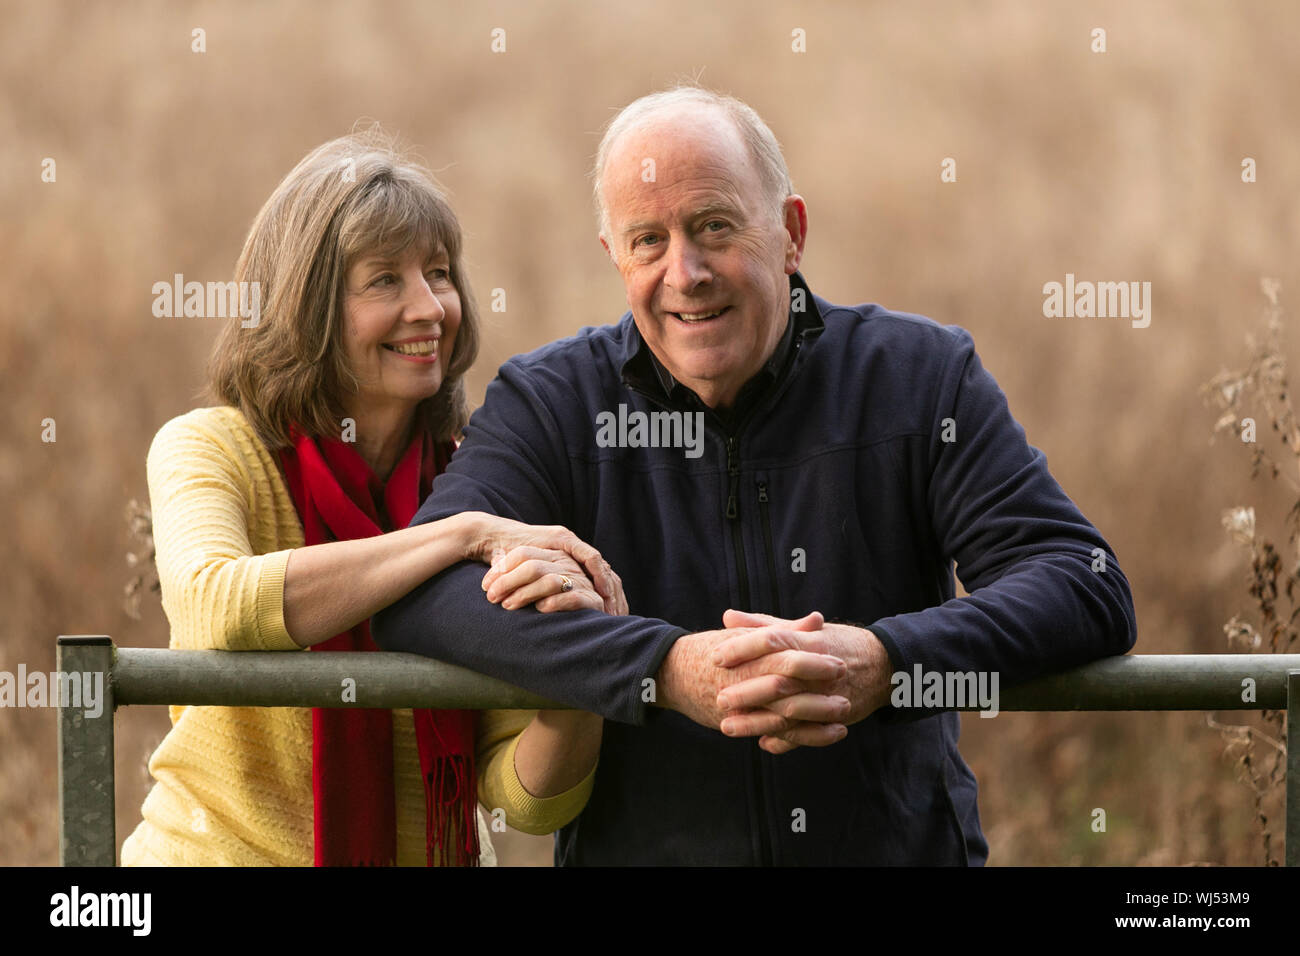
[426,267,451,282]
[372,273,396,287]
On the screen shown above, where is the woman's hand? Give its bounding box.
[479,547,606,613]
[461,513,627,615]
[465,519,617,807]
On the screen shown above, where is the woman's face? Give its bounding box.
[340,242,460,421]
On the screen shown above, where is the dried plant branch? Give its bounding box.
[1201,277,1290,866]
[1204,714,1287,757]
[123,497,159,620]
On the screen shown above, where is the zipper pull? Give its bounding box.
[756,480,768,503]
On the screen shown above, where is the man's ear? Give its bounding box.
[782,194,808,274]
[599,233,631,306]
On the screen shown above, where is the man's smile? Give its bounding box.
[669,305,732,324]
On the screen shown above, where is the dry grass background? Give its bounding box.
[2,0,1298,866]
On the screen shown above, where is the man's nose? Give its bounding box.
[663,238,711,293]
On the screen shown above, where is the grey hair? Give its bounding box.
[591,86,793,241]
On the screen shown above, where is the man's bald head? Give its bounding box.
[592,87,793,243]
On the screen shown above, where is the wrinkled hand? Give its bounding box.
[712,609,894,754]
[463,512,627,615]
[655,618,852,749]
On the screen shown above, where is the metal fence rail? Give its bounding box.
[56,635,1300,866]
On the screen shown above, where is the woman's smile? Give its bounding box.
[383,334,441,362]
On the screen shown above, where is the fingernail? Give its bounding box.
[720,718,734,735]
[716,694,730,711]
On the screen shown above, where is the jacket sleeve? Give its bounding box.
[147,410,299,652]
[868,329,1136,719]
[475,709,596,835]
[370,358,687,725]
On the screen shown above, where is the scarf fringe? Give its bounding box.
[425,755,480,867]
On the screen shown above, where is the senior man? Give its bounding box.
[372,86,1136,865]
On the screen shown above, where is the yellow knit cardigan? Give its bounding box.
[120,406,593,866]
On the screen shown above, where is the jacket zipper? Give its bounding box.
[727,437,771,866]
[625,337,817,868]
[725,435,751,611]
[619,379,755,613]
[755,480,781,617]
[753,479,781,865]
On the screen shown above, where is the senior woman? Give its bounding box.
[121,129,615,866]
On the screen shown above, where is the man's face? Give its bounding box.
[599,108,806,410]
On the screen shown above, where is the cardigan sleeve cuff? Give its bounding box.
[494,732,596,835]
[254,549,299,651]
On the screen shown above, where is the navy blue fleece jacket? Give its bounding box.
[371,271,1136,865]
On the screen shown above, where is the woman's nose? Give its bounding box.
[405,274,446,322]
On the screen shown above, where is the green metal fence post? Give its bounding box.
[1288,670,1299,868]
[57,635,116,866]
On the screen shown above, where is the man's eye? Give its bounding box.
[632,235,659,249]
[703,220,728,233]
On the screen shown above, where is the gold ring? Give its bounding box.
[559,575,574,593]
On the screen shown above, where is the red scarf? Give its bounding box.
[279,426,479,867]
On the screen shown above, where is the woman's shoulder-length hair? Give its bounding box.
[207,125,480,450]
